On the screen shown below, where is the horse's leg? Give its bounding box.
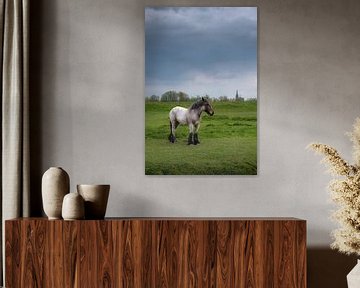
[194,123,200,145]
[188,123,195,145]
[168,120,176,143]
[194,134,199,144]
[168,121,173,142]
[188,133,194,145]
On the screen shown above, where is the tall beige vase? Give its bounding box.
[42,167,70,219]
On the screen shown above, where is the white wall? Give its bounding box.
[33,0,360,247]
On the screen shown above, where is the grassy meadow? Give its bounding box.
[145,100,257,175]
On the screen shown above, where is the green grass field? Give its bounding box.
[145,101,257,175]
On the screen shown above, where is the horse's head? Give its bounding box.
[202,97,214,116]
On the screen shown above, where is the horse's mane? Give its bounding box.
[189,99,206,111]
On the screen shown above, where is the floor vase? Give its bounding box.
[347,260,360,288]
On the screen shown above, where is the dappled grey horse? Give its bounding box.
[168,97,214,145]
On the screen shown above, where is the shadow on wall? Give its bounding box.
[308,248,357,288]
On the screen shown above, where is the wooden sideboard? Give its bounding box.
[5,218,306,287]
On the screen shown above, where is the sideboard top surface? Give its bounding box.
[6,217,306,222]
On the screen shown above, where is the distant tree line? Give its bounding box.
[146,90,256,102]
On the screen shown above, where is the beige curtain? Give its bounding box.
[0,0,30,284]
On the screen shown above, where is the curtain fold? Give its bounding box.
[0,0,30,284]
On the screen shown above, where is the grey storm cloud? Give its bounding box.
[145,7,257,98]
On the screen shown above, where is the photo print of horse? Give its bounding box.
[145,7,257,175]
[169,97,214,145]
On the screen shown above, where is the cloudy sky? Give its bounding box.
[145,7,257,99]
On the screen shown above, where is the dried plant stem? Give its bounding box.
[349,118,360,167]
[307,143,357,176]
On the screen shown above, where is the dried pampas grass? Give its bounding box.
[308,118,360,256]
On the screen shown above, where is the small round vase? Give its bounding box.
[77,184,110,219]
[42,167,70,219]
[62,192,85,220]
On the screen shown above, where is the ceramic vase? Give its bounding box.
[42,167,70,219]
[77,184,110,219]
[62,192,85,220]
[347,259,360,288]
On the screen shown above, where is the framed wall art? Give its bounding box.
[145,7,257,175]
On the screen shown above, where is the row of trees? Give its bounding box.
[146,90,256,102]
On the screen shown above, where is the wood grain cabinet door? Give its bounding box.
[6,218,306,288]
